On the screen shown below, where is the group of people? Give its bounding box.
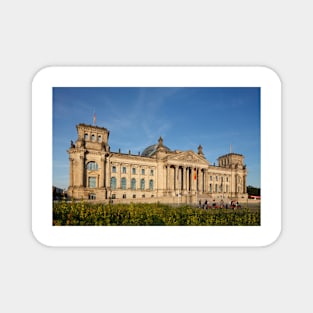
[198,199,240,210]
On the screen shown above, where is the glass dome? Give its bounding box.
[141,143,171,157]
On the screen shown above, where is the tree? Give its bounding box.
[247,185,260,196]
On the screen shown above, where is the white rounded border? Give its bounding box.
[32,66,281,247]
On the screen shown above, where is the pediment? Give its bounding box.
[166,150,210,166]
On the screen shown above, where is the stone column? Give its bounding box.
[191,168,194,191]
[199,168,203,193]
[69,158,73,187]
[79,155,84,187]
[100,157,105,188]
[105,158,111,190]
[175,166,178,191]
[129,164,132,190]
[116,163,121,190]
[196,168,199,191]
[186,167,190,192]
[179,166,182,191]
[203,169,208,193]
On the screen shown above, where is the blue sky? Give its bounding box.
[53,87,260,189]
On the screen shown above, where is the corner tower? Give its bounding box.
[74,123,110,152]
[218,153,248,199]
[67,124,110,200]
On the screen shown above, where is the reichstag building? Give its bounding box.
[67,123,248,203]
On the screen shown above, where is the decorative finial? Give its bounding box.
[198,144,204,155]
[158,136,164,147]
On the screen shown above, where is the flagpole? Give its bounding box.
[93,110,96,126]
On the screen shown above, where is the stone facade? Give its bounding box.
[67,124,248,203]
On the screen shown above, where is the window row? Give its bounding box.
[88,193,155,200]
[111,194,155,199]
[111,177,154,191]
[209,184,229,193]
[84,133,103,143]
[86,162,155,176]
[209,175,229,182]
[112,166,154,176]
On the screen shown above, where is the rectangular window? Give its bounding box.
[121,177,126,190]
[112,166,116,173]
[88,193,96,200]
[132,168,136,174]
[210,176,212,181]
[141,169,145,175]
[216,176,218,181]
[150,169,154,176]
[122,167,126,174]
[88,177,96,188]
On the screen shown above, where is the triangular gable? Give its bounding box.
[165,150,210,166]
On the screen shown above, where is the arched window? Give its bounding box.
[149,179,154,191]
[131,178,136,190]
[111,177,116,190]
[121,177,126,190]
[87,161,98,170]
[140,179,145,190]
[84,133,89,140]
[91,134,96,141]
[98,135,102,143]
